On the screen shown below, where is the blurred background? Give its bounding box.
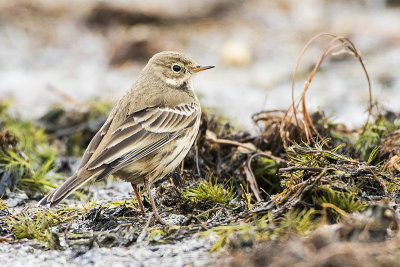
[1,0,400,129]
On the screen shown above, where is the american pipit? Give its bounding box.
[38,51,214,222]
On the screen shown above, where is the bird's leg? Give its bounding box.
[131,183,145,215]
[144,178,162,222]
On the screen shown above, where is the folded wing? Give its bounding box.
[87,102,200,177]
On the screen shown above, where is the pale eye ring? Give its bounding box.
[172,64,181,72]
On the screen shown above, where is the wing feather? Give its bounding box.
[107,123,142,148]
[86,103,199,172]
[78,119,112,169]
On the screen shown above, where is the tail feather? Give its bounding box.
[37,174,90,207]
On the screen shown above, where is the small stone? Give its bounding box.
[220,40,253,67]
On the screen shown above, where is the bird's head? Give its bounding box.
[142,51,214,91]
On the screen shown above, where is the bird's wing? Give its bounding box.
[37,102,200,207]
[78,119,113,169]
[86,102,200,173]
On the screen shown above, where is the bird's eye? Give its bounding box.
[172,64,181,72]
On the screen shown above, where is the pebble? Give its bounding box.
[220,40,253,67]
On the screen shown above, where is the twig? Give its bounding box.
[368,169,388,196]
[245,154,262,201]
[321,203,349,224]
[207,136,256,152]
[195,206,222,221]
[279,166,327,172]
[240,183,252,210]
[255,151,287,164]
[206,133,286,164]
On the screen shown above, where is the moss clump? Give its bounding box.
[0,102,60,196]
[0,150,60,195]
[4,202,101,249]
[183,177,237,208]
[7,211,62,249]
[286,140,345,171]
[272,208,318,239]
[147,227,180,243]
[266,140,391,229]
[0,102,58,161]
[354,115,399,160]
[314,187,367,222]
[208,224,252,252]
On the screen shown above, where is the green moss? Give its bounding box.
[148,229,167,242]
[272,208,318,240]
[383,177,400,195]
[104,200,135,208]
[286,140,345,170]
[0,102,60,195]
[207,224,252,253]
[354,116,399,160]
[147,226,184,244]
[6,203,101,249]
[0,102,58,162]
[7,211,62,249]
[0,199,7,209]
[183,177,236,207]
[280,141,349,193]
[367,146,380,165]
[0,150,59,195]
[313,186,367,222]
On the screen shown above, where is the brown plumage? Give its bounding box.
[37,51,214,222]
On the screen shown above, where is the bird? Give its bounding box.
[38,51,214,222]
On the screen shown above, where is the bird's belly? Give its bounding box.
[114,122,199,185]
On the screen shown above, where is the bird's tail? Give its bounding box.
[37,173,90,207]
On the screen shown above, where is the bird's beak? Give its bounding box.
[192,65,215,73]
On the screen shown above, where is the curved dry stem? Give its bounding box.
[245,153,262,202]
[281,32,373,149]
